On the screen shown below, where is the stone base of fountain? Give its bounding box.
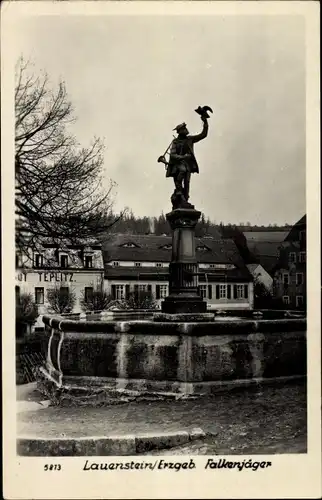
[161,295,208,314]
[38,315,307,405]
[37,369,198,406]
[154,312,215,322]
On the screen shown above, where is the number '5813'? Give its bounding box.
[44,464,62,471]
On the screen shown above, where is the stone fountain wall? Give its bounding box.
[40,316,306,396]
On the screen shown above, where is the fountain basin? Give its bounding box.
[38,315,306,401]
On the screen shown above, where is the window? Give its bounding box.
[84,255,93,269]
[59,287,69,302]
[231,284,248,300]
[134,262,142,267]
[299,230,305,242]
[209,264,216,269]
[157,284,168,299]
[34,254,43,268]
[35,287,44,304]
[296,273,304,286]
[113,261,120,267]
[84,287,93,302]
[296,296,304,307]
[156,263,163,268]
[282,273,289,285]
[199,285,207,299]
[216,284,237,300]
[115,285,125,300]
[16,254,22,268]
[299,252,306,263]
[289,252,296,263]
[282,295,290,305]
[138,284,147,291]
[60,255,68,268]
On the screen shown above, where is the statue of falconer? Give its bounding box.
[158,106,212,210]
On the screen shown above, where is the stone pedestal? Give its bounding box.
[160,207,208,317]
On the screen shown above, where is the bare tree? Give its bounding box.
[80,286,113,312]
[47,285,76,314]
[15,57,121,259]
[119,290,157,310]
[16,292,38,338]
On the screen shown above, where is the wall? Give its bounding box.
[273,239,306,309]
[104,279,254,310]
[273,244,306,309]
[16,269,104,314]
[17,244,104,269]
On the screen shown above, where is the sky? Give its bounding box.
[13,13,306,226]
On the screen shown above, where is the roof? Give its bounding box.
[246,241,281,273]
[246,262,273,276]
[102,234,245,266]
[243,231,289,243]
[247,241,282,258]
[102,234,252,281]
[284,215,306,242]
[40,237,102,248]
[246,263,261,273]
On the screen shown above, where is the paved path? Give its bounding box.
[17,382,307,455]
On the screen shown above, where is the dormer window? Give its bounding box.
[34,253,43,268]
[60,255,68,268]
[196,245,210,252]
[84,255,93,268]
[121,242,139,248]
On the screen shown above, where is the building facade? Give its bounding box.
[103,234,254,310]
[16,239,104,314]
[272,216,306,309]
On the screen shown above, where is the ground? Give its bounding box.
[17,381,307,455]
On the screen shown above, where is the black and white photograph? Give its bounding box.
[2,1,320,499]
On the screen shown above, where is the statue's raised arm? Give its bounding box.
[189,106,212,143]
